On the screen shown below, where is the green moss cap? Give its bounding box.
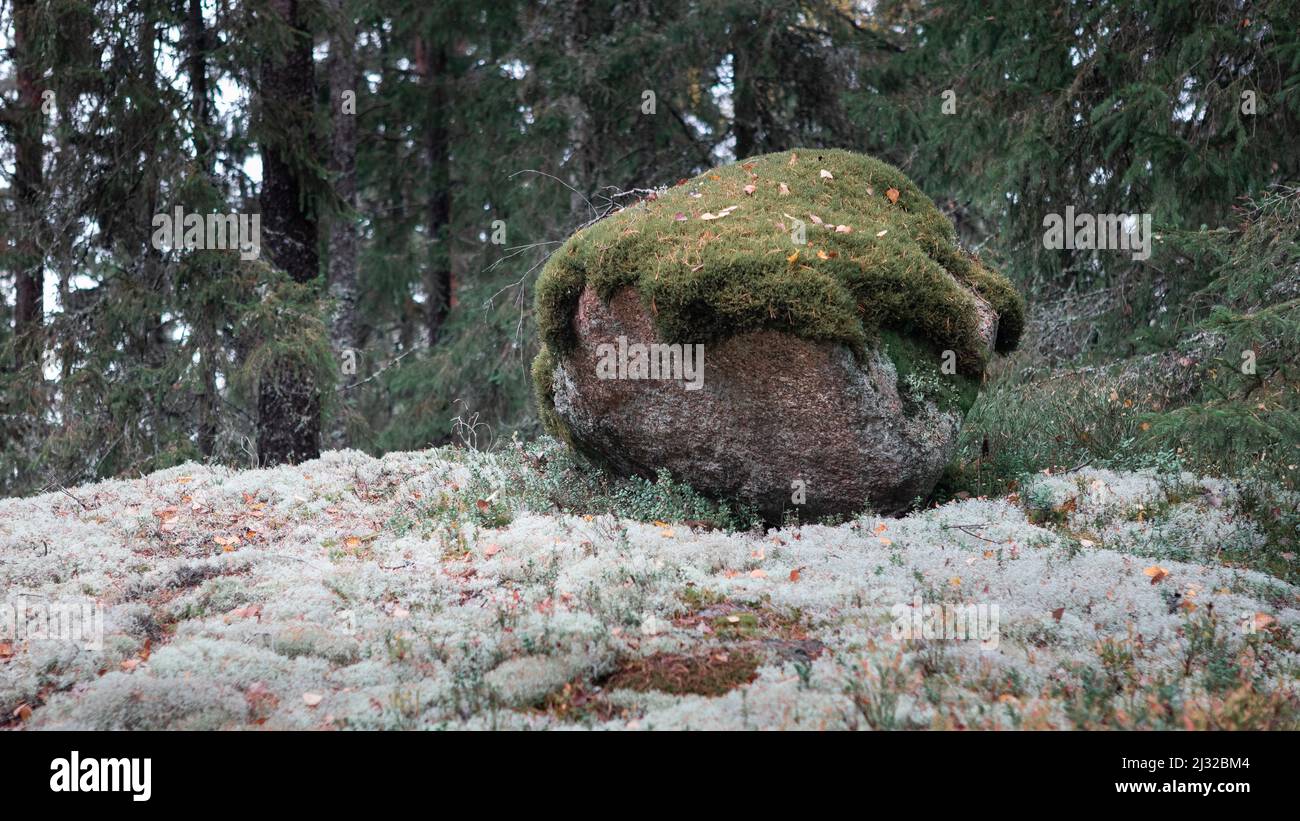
[535,148,1023,384]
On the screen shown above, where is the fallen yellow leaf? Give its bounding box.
[1143,565,1169,584]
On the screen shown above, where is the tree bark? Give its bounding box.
[187,0,211,168]
[188,0,218,457]
[560,0,591,223]
[12,0,45,371]
[416,37,452,346]
[326,0,359,448]
[731,14,765,160]
[257,0,321,466]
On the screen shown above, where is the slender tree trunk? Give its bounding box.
[187,0,211,168]
[54,75,76,396]
[12,0,45,371]
[733,64,759,160]
[560,0,591,223]
[327,0,359,448]
[731,13,764,160]
[188,0,218,457]
[416,37,452,346]
[257,0,321,466]
[138,9,168,462]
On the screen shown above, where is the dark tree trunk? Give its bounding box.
[188,0,218,457]
[733,68,759,160]
[417,37,452,346]
[187,0,211,168]
[259,0,319,286]
[731,15,764,161]
[12,0,45,371]
[138,9,168,462]
[560,0,591,222]
[327,0,359,448]
[257,0,321,466]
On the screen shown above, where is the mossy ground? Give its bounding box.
[533,149,1024,428]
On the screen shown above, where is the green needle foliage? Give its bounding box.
[1,0,1297,502]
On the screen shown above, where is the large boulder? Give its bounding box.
[533,149,1024,521]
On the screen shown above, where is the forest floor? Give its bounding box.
[2,445,1298,730]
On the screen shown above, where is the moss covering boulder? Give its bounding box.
[533,149,1024,521]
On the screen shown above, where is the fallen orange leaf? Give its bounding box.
[223,604,262,624]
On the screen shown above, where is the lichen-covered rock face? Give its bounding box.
[534,149,1025,520]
